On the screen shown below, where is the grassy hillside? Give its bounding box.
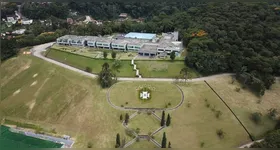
[1,54,279,148]
[0,55,130,148]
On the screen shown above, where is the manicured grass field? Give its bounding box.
[46,48,135,77]
[135,60,200,78]
[109,81,182,108]
[159,82,250,148]
[0,55,132,148]
[128,113,160,135]
[206,76,280,138]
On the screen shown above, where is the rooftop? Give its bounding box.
[95,37,112,43]
[124,32,156,40]
[139,44,158,53]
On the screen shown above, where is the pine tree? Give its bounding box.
[166,114,171,126]
[168,141,171,148]
[120,114,123,121]
[161,132,167,148]
[161,111,166,126]
[124,113,129,125]
[116,133,121,148]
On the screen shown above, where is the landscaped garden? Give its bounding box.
[108,81,182,108]
[48,45,200,78]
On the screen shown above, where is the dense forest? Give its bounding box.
[21,1,201,20]
[2,2,280,95]
[184,2,280,96]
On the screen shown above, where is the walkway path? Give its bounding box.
[131,56,142,78]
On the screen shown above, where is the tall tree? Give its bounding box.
[112,60,122,73]
[161,132,167,148]
[166,114,171,126]
[124,113,129,125]
[170,51,176,61]
[103,51,108,59]
[180,67,188,83]
[98,63,116,88]
[161,111,166,126]
[116,133,121,148]
[111,51,117,59]
[120,114,123,121]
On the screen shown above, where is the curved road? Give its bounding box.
[32,42,234,81]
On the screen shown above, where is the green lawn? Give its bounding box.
[109,81,182,108]
[135,60,200,78]
[46,48,135,77]
[128,113,160,135]
[207,76,280,138]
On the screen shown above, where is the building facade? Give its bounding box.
[56,31,183,56]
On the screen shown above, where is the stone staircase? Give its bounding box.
[123,137,137,148]
[150,138,161,148]
[131,57,141,78]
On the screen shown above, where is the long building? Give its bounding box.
[56,32,183,57]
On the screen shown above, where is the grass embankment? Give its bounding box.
[207,76,280,138]
[0,55,132,148]
[46,48,135,77]
[109,81,182,108]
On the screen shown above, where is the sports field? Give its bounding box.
[0,125,62,148]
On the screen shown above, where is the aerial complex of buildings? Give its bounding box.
[56,32,183,57]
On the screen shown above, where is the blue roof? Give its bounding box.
[124,32,156,40]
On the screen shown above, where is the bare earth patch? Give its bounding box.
[13,89,21,96]
[30,81,37,86]
[33,73,38,78]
